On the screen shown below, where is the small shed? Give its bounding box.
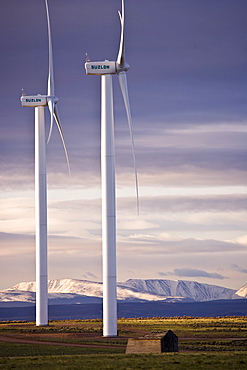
[126,330,178,354]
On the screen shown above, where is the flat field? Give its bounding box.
[0,316,246,369]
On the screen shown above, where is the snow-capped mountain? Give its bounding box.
[0,278,245,305]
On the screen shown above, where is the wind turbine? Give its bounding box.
[20,0,70,326]
[85,0,138,337]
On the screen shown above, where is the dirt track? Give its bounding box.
[0,335,126,349]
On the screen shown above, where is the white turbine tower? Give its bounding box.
[20,0,70,326]
[85,0,138,337]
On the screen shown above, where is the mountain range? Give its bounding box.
[0,278,246,306]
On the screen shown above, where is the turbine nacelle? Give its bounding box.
[85,60,129,75]
[21,94,47,107]
[20,94,58,107]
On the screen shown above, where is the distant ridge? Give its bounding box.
[0,300,247,321]
[0,278,245,306]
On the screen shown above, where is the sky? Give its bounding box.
[0,0,246,291]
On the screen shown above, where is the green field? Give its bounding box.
[0,316,246,369]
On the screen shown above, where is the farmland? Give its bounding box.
[0,316,246,369]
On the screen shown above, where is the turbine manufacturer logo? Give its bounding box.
[26,98,42,102]
[91,65,110,70]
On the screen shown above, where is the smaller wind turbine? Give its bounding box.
[85,0,138,337]
[20,0,70,326]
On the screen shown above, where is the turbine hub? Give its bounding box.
[47,95,58,104]
[116,62,129,74]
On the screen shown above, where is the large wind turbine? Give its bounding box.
[20,0,70,326]
[85,0,138,337]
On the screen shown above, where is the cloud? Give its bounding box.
[0,232,100,258]
[231,264,247,274]
[117,235,246,255]
[2,120,247,191]
[0,232,35,257]
[137,194,247,213]
[84,272,98,280]
[229,235,247,246]
[158,272,168,277]
[171,268,228,280]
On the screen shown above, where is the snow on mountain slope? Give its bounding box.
[0,290,36,303]
[12,279,103,297]
[118,279,237,302]
[1,278,245,304]
[235,284,247,298]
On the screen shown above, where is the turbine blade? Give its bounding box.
[47,98,54,144]
[53,105,71,176]
[45,0,55,96]
[118,72,139,214]
[117,0,125,67]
